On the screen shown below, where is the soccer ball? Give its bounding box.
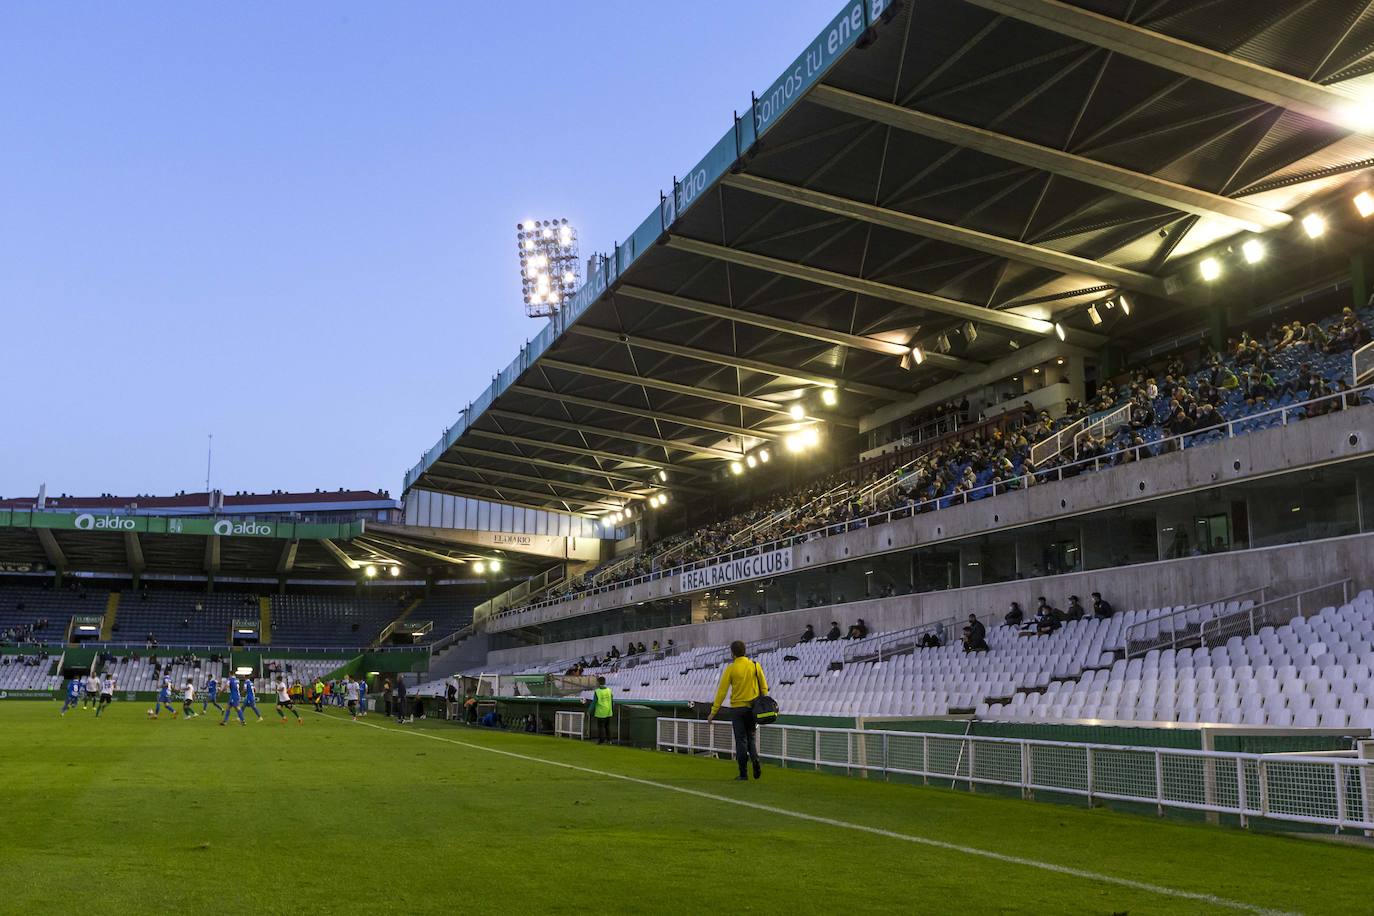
[146,709,155,718]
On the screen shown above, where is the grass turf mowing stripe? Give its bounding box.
[317,711,1296,916]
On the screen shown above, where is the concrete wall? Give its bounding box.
[486,531,1374,668]
[489,405,1374,634]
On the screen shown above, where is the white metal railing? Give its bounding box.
[656,718,1374,831]
[1123,586,1268,659]
[555,710,585,739]
[1029,415,1086,467]
[1353,339,1374,385]
[840,614,978,664]
[1073,402,1132,456]
[491,386,1374,625]
[1199,579,1352,647]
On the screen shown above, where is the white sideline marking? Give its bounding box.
[317,713,1296,915]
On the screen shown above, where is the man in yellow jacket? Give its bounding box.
[707,641,768,781]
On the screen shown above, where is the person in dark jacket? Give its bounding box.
[1004,602,1024,627]
[961,615,988,653]
[1092,592,1115,618]
[394,677,408,724]
[799,624,815,643]
[825,621,842,640]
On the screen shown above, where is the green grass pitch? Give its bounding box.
[2,700,1371,914]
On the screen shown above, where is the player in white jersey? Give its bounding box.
[95,673,116,717]
[83,672,101,709]
[273,677,302,724]
[345,676,361,720]
[181,678,198,718]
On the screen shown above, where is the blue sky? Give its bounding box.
[0,1,844,499]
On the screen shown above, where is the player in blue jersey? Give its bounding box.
[357,677,367,717]
[153,673,179,719]
[220,674,245,726]
[60,677,81,714]
[241,676,263,722]
[202,674,223,714]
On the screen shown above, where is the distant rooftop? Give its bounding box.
[0,489,397,513]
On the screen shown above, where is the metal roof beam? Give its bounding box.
[431,460,652,501]
[539,357,857,427]
[419,476,626,511]
[445,444,655,486]
[723,172,1168,295]
[486,408,743,460]
[123,532,144,578]
[276,539,298,575]
[36,529,65,570]
[569,323,911,400]
[410,478,599,518]
[808,84,1291,232]
[318,538,359,571]
[506,384,783,441]
[465,427,713,475]
[204,535,220,576]
[961,0,1359,129]
[615,285,981,373]
[666,235,1056,335]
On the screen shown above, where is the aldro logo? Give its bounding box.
[74,514,136,531]
[212,520,273,537]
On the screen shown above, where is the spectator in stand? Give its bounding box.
[1004,602,1024,627]
[825,621,842,640]
[1092,592,1114,618]
[1066,596,1085,621]
[799,624,815,643]
[845,619,869,640]
[961,614,988,653]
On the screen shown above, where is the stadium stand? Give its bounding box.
[113,591,257,645]
[0,584,107,644]
[96,655,226,694]
[405,593,479,643]
[0,653,61,691]
[262,659,341,688]
[267,594,400,647]
[506,303,1374,615]
[540,587,1374,728]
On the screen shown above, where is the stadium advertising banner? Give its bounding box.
[679,547,793,592]
[0,511,364,542]
[0,690,55,700]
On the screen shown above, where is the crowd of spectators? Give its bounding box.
[513,303,1372,614]
[1,618,50,646]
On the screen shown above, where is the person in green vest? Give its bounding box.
[313,678,325,712]
[590,676,614,744]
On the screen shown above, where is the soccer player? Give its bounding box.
[83,671,100,709]
[152,673,179,719]
[60,676,81,715]
[220,674,245,726]
[203,673,223,714]
[274,677,302,724]
[182,678,198,719]
[357,677,367,717]
[345,675,359,720]
[241,676,263,722]
[95,672,116,717]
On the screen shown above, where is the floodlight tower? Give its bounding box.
[517,219,580,319]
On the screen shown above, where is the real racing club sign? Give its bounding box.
[679,547,793,593]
